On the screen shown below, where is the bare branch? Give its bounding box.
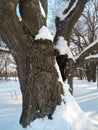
[76,57,98,67]
[76,39,98,65]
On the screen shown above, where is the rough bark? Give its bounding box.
[19,0,46,36]
[17,40,63,127]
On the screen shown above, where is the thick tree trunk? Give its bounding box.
[15,40,63,127]
[0,0,64,127]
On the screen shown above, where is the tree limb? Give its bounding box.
[76,57,98,67]
[54,0,89,43]
[76,39,98,65]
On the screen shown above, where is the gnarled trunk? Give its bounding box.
[14,40,63,127]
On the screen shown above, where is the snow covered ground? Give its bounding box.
[73,79,98,126]
[0,79,98,130]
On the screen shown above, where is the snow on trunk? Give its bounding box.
[39,1,46,18]
[57,0,79,21]
[54,36,75,61]
[35,26,53,41]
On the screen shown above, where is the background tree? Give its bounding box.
[71,0,98,82]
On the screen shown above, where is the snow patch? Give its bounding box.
[35,26,53,41]
[54,36,75,61]
[0,47,9,52]
[55,59,63,84]
[39,1,46,18]
[62,82,98,130]
[0,79,98,130]
[16,3,22,21]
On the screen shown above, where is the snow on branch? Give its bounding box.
[76,39,98,61]
[80,53,98,65]
[76,57,98,67]
[57,0,79,21]
[35,26,53,41]
[85,53,98,60]
[54,36,75,61]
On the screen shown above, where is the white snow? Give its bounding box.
[63,82,98,130]
[0,78,98,130]
[55,59,63,83]
[39,1,46,18]
[76,39,98,60]
[35,26,53,41]
[16,3,22,21]
[54,36,75,61]
[85,53,98,60]
[57,0,79,21]
[0,47,9,52]
[73,79,98,126]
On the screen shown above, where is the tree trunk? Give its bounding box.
[0,0,64,127]
[91,63,96,82]
[67,60,75,95]
[85,63,96,82]
[14,39,63,127]
[0,0,89,128]
[54,0,88,94]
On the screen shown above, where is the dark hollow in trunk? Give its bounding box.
[56,55,68,81]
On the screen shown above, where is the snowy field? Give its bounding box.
[0,79,98,130]
[73,79,98,126]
